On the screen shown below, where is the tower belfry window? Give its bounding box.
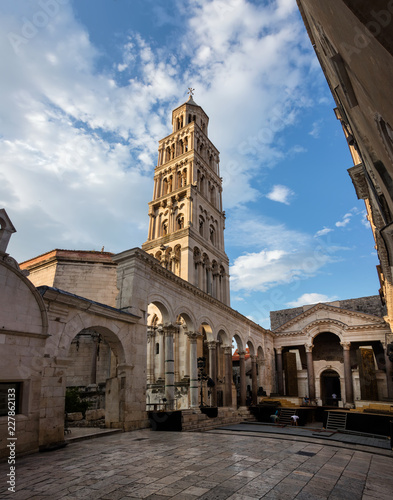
[210,226,215,245]
[177,215,184,230]
[199,216,205,237]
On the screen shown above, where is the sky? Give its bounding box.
[0,0,380,328]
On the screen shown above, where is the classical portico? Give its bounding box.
[271,301,393,406]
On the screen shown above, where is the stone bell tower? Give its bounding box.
[142,90,230,305]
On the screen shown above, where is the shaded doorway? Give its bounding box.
[320,369,341,406]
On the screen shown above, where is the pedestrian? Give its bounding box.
[291,414,299,426]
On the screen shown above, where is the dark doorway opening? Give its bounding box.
[321,369,341,406]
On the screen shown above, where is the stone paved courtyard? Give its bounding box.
[1,429,393,499]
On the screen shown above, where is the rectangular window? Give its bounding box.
[0,383,21,417]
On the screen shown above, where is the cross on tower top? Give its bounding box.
[187,87,195,97]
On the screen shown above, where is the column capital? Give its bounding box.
[157,324,164,336]
[223,346,232,355]
[187,331,201,343]
[163,323,179,336]
[206,340,217,350]
[238,351,246,359]
[305,344,314,353]
[147,326,156,340]
[276,347,283,354]
[340,341,351,350]
[250,354,257,362]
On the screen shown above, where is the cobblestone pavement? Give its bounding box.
[1,428,393,499]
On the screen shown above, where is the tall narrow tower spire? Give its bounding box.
[142,95,230,305]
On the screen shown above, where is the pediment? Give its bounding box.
[273,302,387,335]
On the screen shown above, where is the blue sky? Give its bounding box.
[0,0,379,328]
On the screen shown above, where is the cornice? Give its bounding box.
[347,163,368,200]
[273,320,389,337]
[155,152,193,173]
[273,302,387,333]
[158,122,196,145]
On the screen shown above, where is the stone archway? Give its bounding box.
[62,322,130,431]
[320,369,341,406]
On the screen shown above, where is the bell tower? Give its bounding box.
[142,90,230,305]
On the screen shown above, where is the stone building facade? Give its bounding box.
[296,0,393,331]
[0,210,148,459]
[270,296,393,407]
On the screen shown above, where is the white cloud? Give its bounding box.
[266,185,294,205]
[286,293,339,308]
[315,227,333,237]
[335,207,364,228]
[335,212,353,228]
[230,247,333,292]
[309,120,322,138]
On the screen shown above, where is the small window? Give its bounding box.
[156,343,159,355]
[0,382,22,417]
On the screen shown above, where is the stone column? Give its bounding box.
[384,343,393,399]
[184,330,190,377]
[188,332,199,408]
[251,355,258,405]
[164,324,177,410]
[239,351,247,407]
[215,273,221,302]
[258,358,264,388]
[276,347,284,395]
[90,332,99,385]
[174,326,180,382]
[147,327,155,384]
[341,342,354,404]
[148,213,153,240]
[157,326,165,380]
[198,260,203,290]
[223,346,232,407]
[206,265,212,295]
[207,341,217,406]
[305,344,316,400]
[157,173,162,198]
[187,195,193,227]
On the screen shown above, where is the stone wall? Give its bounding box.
[66,334,112,387]
[0,258,48,459]
[21,250,118,307]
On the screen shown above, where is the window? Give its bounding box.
[199,216,205,237]
[177,216,184,230]
[0,382,21,417]
[156,343,159,355]
[210,226,215,245]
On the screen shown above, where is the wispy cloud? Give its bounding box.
[335,207,364,228]
[286,292,339,308]
[309,119,322,138]
[315,227,333,237]
[266,185,294,205]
